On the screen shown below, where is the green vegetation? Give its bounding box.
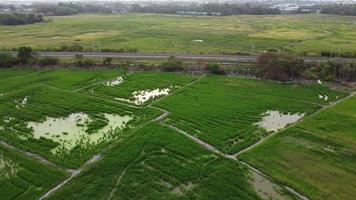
[0,68,123,92]
[0,145,67,200]
[160,56,184,72]
[1,14,356,56]
[82,71,197,105]
[155,76,344,154]
[0,13,43,25]
[206,63,223,75]
[48,123,260,200]
[0,67,353,199]
[0,69,161,168]
[256,52,356,82]
[241,95,356,200]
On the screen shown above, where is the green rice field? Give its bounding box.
[155,75,344,154]
[0,145,67,200]
[241,95,356,200]
[0,68,354,199]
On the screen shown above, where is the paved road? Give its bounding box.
[36,51,356,62]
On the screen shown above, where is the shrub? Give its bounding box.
[69,44,84,51]
[38,57,59,66]
[17,46,34,64]
[0,53,19,68]
[82,58,95,67]
[103,57,113,65]
[206,63,223,75]
[256,52,305,81]
[160,56,183,72]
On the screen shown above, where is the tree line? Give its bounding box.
[320,4,356,16]
[34,2,113,16]
[30,2,280,16]
[131,3,281,15]
[1,48,355,82]
[256,52,356,82]
[0,13,43,25]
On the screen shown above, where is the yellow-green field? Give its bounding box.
[1,14,356,56]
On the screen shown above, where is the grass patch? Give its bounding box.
[0,14,356,55]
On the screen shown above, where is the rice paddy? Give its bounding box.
[0,68,352,199]
[46,123,261,200]
[240,95,356,200]
[155,75,344,154]
[0,145,67,200]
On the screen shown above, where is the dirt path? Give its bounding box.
[0,140,61,169]
[39,154,102,200]
[107,150,145,200]
[149,101,310,200]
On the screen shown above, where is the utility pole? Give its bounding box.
[250,43,255,55]
[97,41,101,53]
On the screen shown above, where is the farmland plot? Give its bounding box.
[82,72,198,106]
[0,145,67,200]
[155,76,344,154]
[0,70,161,168]
[241,95,356,200]
[0,68,124,93]
[48,123,260,200]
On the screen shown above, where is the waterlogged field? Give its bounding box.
[241,95,356,200]
[0,145,67,200]
[47,123,260,200]
[81,72,197,105]
[0,14,356,55]
[0,69,161,168]
[156,76,344,154]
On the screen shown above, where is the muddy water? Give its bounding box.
[27,113,132,154]
[172,182,196,195]
[105,77,123,87]
[0,153,20,179]
[15,96,29,109]
[115,87,172,105]
[255,110,304,132]
[250,170,290,200]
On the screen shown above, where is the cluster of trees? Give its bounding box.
[35,2,112,16]
[320,4,356,16]
[0,13,43,25]
[256,52,356,82]
[256,52,305,81]
[131,3,281,15]
[159,56,184,72]
[0,47,59,68]
[30,2,280,16]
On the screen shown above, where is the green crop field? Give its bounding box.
[0,145,67,200]
[0,69,164,168]
[47,122,260,200]
[155,75,344,154]
[0,68,353,199]
[81,72,198,106]
[0,68,124,92]
[1,14,356,55]
[240,95,356,200]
